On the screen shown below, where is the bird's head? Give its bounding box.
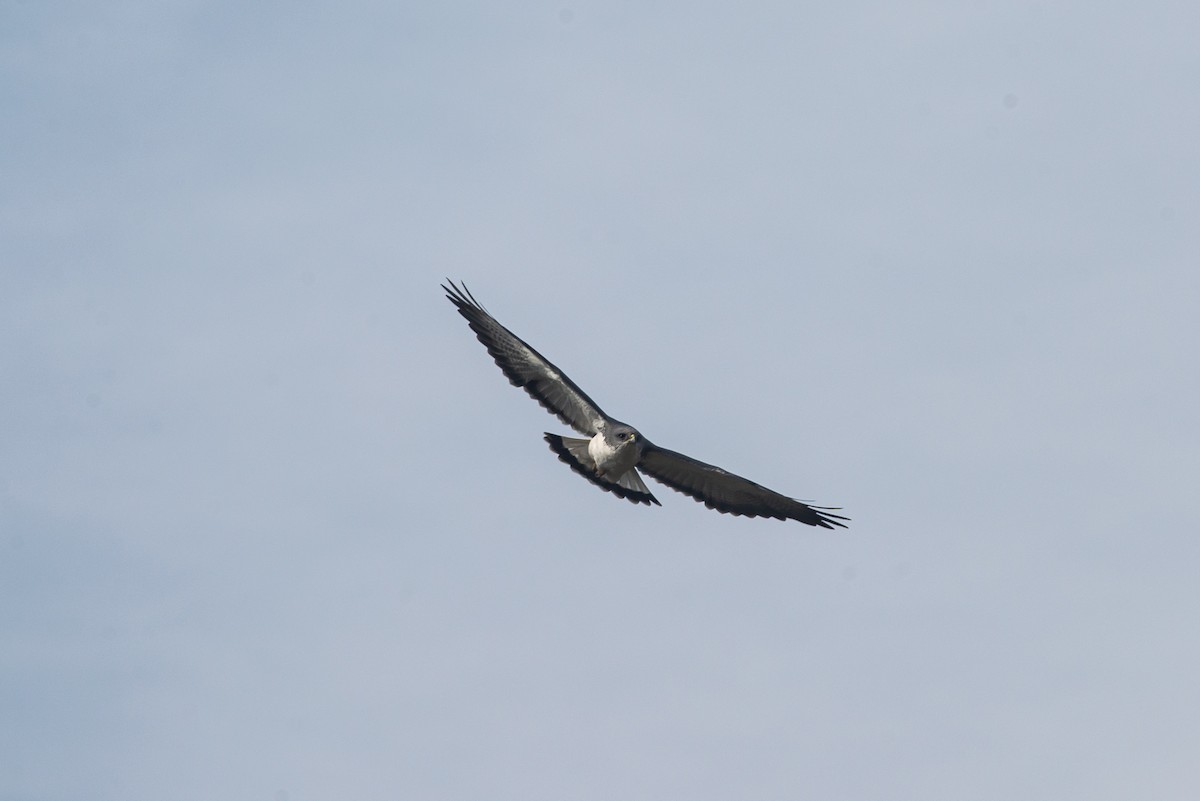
[609,425,641,450]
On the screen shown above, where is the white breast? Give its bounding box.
[588,432,636,478]
[588,433,615,467]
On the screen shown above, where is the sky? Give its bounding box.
[2,1,1199,799]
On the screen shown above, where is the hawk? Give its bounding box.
[443,280,848,529]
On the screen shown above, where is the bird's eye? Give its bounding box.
[618,432,628,440]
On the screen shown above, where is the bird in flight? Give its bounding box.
[443,280,848,529]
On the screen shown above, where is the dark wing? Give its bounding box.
[443,280,609,435]
[638,444,849,529]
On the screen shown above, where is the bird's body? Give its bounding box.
[442,280,848,529]
[588,427,641,480]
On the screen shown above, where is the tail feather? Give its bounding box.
[543,433,660,506]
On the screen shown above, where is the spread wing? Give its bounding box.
[443,280,608,435]
[638,444,849,529]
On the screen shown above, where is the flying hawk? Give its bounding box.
[443,280,848,529]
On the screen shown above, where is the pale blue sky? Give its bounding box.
[3,2,1198,799]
